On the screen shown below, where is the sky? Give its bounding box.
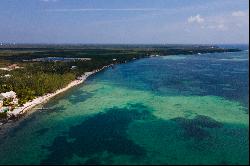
[0,0,249,44]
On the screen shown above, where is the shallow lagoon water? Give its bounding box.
[0,51,249,165]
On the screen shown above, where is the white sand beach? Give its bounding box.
[8,64,113,117]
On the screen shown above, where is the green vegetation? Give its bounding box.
[0,45,240,106]
[3,98,12,106]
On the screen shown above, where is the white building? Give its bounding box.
[1,91,17,99]
[0,91,18,109]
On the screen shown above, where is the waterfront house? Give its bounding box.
[1,91,17,99]
[0,91,18,107]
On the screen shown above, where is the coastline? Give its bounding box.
[5,64,114,120]
[0,49,243,126]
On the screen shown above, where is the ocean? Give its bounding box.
[0,49,248,164]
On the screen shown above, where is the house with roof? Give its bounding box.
[1,91,17,99]
[0,91,19,112]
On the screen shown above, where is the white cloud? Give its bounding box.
[188,14,230,31]
[187,14,205,24]
[232,11,246,17]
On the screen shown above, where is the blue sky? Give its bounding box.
[0,0,249,44]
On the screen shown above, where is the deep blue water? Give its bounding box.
[95,50,249,107]
[0,50,249,165]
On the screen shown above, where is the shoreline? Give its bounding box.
[4,64,114,121]
[0,49,243,126]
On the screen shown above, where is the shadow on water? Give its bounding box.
[172,115,223,141]
[40,103,154,165]
[40,103,231,165]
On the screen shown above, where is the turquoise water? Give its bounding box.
[0,51,249,165]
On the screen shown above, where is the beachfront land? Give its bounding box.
[0,44,240,121]
[0,91,18,113]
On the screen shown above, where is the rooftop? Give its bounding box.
[1,91,17,99]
